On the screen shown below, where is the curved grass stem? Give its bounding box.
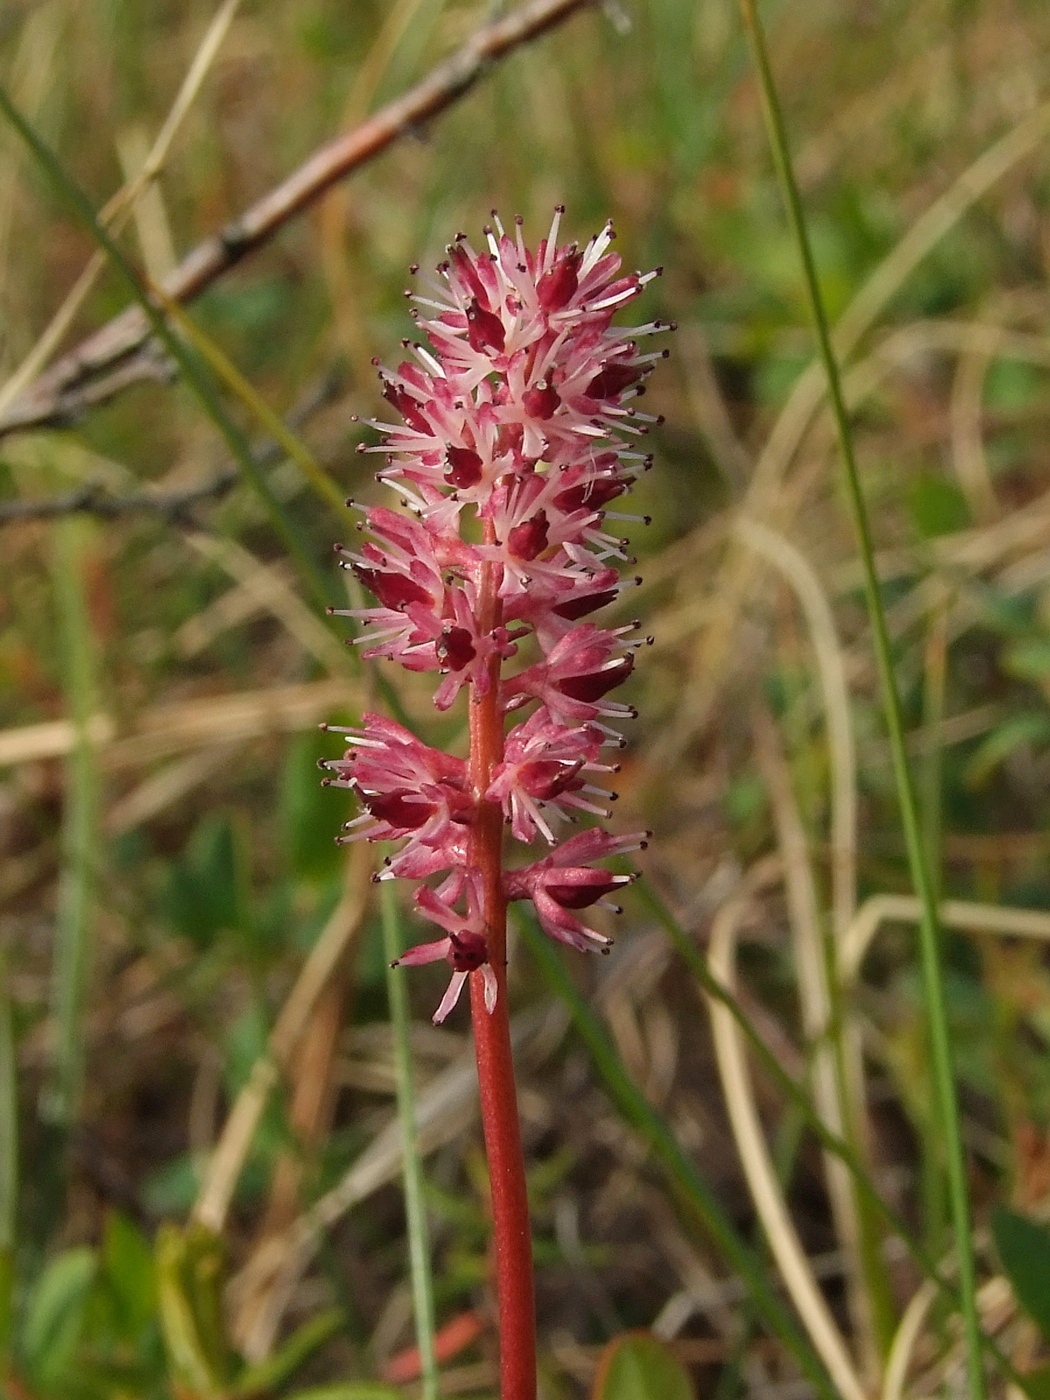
[736,4,987,1394]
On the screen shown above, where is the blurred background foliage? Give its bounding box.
[4,0,1050,1395]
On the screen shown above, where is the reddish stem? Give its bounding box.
[468,553,536,1400]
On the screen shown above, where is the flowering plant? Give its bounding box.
[323,209,666,1398]
[323,208,666,1013]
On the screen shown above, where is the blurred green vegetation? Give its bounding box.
[3,0,1050,1395]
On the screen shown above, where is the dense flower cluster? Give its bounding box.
[323,209,666,1021]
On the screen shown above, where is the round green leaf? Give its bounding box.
[591,1332,695,1400]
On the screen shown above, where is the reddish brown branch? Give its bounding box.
[0,0,597,440]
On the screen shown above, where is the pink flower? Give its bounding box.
[327,210,666,1020]
[320,715,474,879]
[486,708,617,844]
[504,828,649,954]
[502,622,645,726]
[393,877,498,1023]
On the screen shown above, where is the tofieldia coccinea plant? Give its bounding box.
[321,208,668,1400]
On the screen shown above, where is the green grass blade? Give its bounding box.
[736,5,986,1394]
[380,881,438,1400]
[515,908,837,1400]
[0,948,15,1360]
[44,517,101,1126]
[151,286,346,515]
[0,81,330,614]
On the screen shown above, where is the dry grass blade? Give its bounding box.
[883,1280,937,1400]
[841,895,1050,987]
[736,519,857,938]
[183,532,346,673]
[0,680,358,771]
[0,0,598,437]
[751,708,874,1378]
[0,0,242,422]
[706,877,866,1400]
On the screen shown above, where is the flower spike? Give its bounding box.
[327,211,666,1020]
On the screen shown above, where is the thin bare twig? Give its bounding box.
[0,0,597,438]
[0,367,343,526]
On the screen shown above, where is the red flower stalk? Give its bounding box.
[324,209,666,1400]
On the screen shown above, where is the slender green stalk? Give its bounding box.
[380,882,438,1400]
[919,602,949,1255]
[45,517,102,1125]
[0,949,15,1361]
[516,909,837,1400]
[0,81,329,614]
[736,5,986,1395]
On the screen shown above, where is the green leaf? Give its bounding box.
[101,1211,156,1340]
[231,1308,342,1397]
[992,1207,1050,1343]
[156,1222,230,1397]
[281,730,345,883]
[591,1332,695,1400]
[963,714,1050,789]
[141,1153,202,1217]
[908,473,970,538]
[22,1246,97,1389]
[164,814,250,950]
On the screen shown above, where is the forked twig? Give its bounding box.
[0,0,597,438]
